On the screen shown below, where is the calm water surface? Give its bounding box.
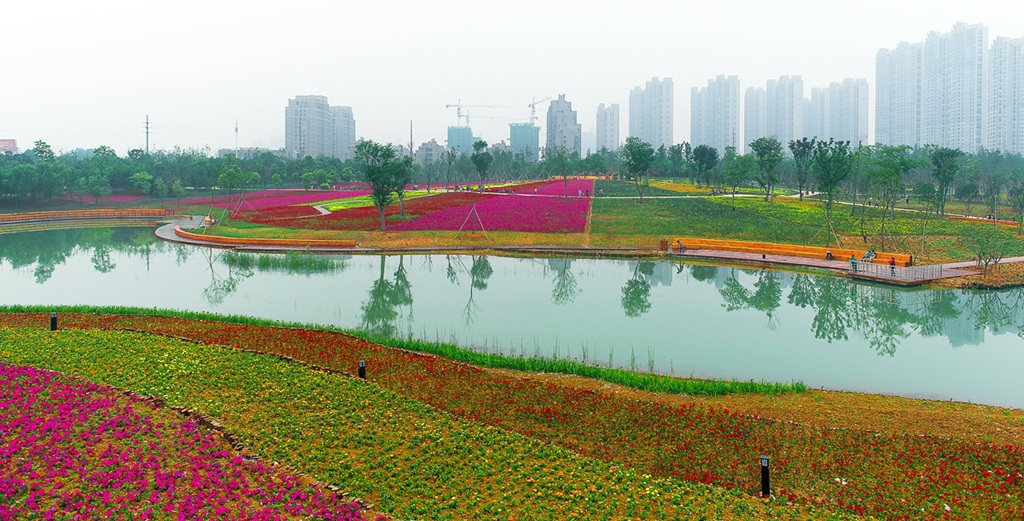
[1,227,1022,408]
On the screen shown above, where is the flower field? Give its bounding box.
[0,324,837,521]
[1,311,1022,520]
[0,361,377,520]
[504,179,596,196]
[242,193,495,231]
[390,191,591,233]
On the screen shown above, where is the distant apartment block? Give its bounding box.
[629,77,674,149]
[546,94,581,156]
[690,75,740,154]
[447,126,475,156]
[0,139,16,154]
[595,103,620,151]
[805,87,829,141]
[743,87,766,153]
[828,79,870,144]
[414,139,447,164]
[509,123,540,162]
[765,76,804,148]
[285,95,355,160]
[922,22,988,153]
[876,42,924,147]
[988,37,1024,155]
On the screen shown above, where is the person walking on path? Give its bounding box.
[889,257,896,277]
[850,255,858,273]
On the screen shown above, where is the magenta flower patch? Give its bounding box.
[391,190,592,233]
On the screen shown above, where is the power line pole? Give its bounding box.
[409,120,413,160]
[235,120,239,156]
[145,115,150,155]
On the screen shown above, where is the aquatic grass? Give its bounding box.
[220,250,349,275]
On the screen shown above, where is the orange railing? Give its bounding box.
[673,237,913,267]
[0,208,169,223]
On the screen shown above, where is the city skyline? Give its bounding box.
[2,1,1022,155]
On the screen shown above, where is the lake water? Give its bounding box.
[1,226,1022,408]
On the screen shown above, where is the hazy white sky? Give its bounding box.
[2,0,1021,155]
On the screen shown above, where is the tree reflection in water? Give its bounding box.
[360,255,414,337]
[694,264,1024,355]
[549,258,580,305]
[621,261,653,318]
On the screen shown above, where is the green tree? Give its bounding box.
[1008,171,1024,236]
[543,146,574,199]
[871,145,916,250]
[355,140,398,231]
[392,156,413,216]
[692,145,719,188]
[442,148,457,191]
[619,137,654,203]
[129,171,153,194]
[929,147,963,216]
[721,150,755,209]
[470,140,493,192]
[217,164,244,213]
[811,139,853,246]
[788,137,816,200]
[749,137,784,203]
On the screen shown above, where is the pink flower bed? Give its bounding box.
[510,179,595,196]
[233,190,371,212]
[390,192,590,233]
[0,363,374,520]
[175,189,298,206]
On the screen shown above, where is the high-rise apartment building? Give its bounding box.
[805,88,829,141]
[596,103,620,151]
[922,22,988,152]
[331,106,356,161]
[546,94,581,156]
[690,75,741,154]
[987,37,1024,155]
[829,79,870,145]
[876,42,924,147]
[743,87,766,153]
[629,77,674,148]
[447,127,475,156]
[765,76,804,147]
[509,123,540,162]
[285,95,356,160]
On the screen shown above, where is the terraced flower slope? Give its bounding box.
[1,312,1021,520]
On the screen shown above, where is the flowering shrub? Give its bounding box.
[390,192,590,233]
[0,362,375,520]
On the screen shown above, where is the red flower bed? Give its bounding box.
[390,192,590,233]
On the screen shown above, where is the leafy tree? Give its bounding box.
[129,171,153,194]
[542,146,574,198]
[393,156,413,216]
[619,137,654,203]
[668,143,687,177]
[811,139,853,246]
[871,145,917,250]
[912,180,938,256]
[355,140,398,231]
[169,178,185,205]
[1008,172,1024,236]
[929,147,963,216]
[217,164,245,213]
[271,173,283,188]
[749,137,784,203]
[300,172,315,190]
[788,137,815,200]
[470,140,493,192]
[442,148,457,191]
[960,226,1015,275]
[692,145,719,188]
[721,150,755,209]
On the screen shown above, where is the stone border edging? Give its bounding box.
[174,225,357,248]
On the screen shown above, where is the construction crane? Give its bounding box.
[445,99,510,126]
[528,96,553,126]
